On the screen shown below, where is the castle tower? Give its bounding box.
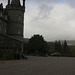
[6,0,25,39]
[11,0,21,5]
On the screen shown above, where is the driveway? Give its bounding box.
[0,56,75,75]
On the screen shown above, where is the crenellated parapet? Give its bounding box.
[6,0,25,12]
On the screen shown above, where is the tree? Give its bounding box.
[54,40,62,53]
[54,40,58,52]
[58,40,62,53]
[28,34,48,55]
[63,40,69,55]
[71,46,75,57]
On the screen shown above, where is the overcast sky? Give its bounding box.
[1,0,75,41]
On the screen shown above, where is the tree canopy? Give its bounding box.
[28,34,48,55]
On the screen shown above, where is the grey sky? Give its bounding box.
[1,0,75,41]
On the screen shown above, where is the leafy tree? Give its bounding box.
[54,40,62,53]
[58,40,62,53]
[54,40,58,52]
[71,46,75,57]
[62,40,70,56]
[48,47,55,55]
[63,40,68,53]
[28,34,48,55]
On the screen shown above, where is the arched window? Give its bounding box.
[18,15,22,21]
[18,28,21,34]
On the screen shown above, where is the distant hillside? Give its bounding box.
[60,40,75,46]
[67,40,75,46]
[47,40,75,46]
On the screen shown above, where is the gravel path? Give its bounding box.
[0,56,75,75]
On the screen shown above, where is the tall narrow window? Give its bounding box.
[0,24,2,32]
[5,15,7,20]
[4,26,7,33]
[18,28,21,34]
[0,21,2,32]
[0,12,2,17]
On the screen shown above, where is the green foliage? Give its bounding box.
[47,47,56,55]
[54,40,58,51]
[23,36,72,57]
[28,34,48,55]
[63,40,68,53]
[58,40,62,53]
[71,46,75,57]
[62,40,71,56]
[54,40,62,53]
[53,40,71,56]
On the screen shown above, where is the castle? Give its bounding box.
[0,0,25,59]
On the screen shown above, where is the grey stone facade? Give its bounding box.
[0,0,25,59]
